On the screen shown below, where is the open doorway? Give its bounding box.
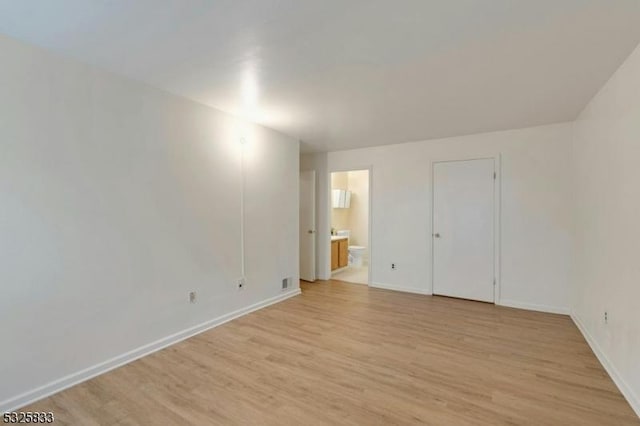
[330,169,370,285]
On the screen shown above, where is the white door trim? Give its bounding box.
[326,166,373,286]
[429,155,502,303]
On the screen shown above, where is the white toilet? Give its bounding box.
[349,246,366,267]
[336,230,367,267]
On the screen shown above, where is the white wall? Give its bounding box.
[306,123,573,311]
[572,43,640,415]
[0,34,299,410]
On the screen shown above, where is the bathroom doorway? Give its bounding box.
[329,169,370,285]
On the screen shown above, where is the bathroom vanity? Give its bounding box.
[330,236,349,271]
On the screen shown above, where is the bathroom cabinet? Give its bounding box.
[331,238,349,270]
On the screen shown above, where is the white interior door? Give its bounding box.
[300,170,316,282]
[433,159,495,302]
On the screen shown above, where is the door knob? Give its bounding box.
[433,233,441,238]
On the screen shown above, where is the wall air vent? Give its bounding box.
[282,277,292,290]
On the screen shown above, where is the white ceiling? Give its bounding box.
[1,1,640,152]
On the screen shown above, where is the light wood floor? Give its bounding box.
[24,280,639,425]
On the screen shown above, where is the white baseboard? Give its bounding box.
[571,312,640,419]
[1,289,301,413]
[497,299,570,315]
[370,282,431,295]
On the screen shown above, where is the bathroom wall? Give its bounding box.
[0,34,300,410]
[346,170,369,253]
[571,42,640,416]
[306,122,573,312]
[330,172,350,232]
[330,170,369,262]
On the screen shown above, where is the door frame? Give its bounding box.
[429,155,501,303]
[327,166,373,286]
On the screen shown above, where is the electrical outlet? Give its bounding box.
[604,311,608,324]
[189,291,197,304]
[391,263,396,270]
[237,277,245,291]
